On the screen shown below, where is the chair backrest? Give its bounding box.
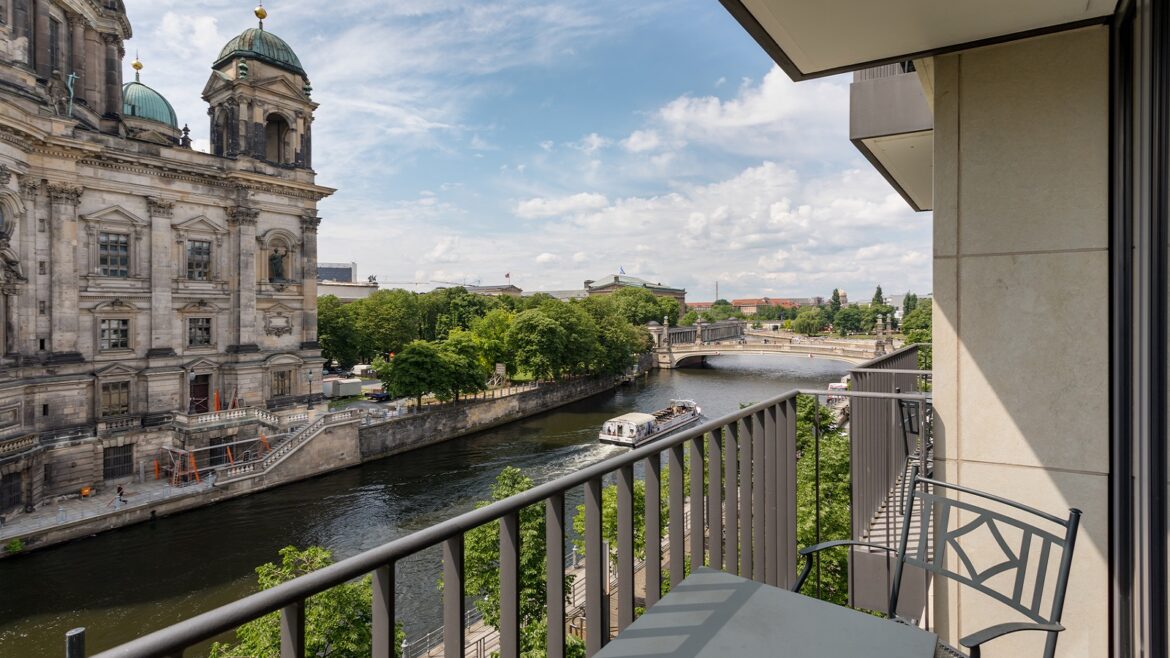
[896,397,921,456]
[889,468,1081,658]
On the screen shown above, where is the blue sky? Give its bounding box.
[123,0,931,301]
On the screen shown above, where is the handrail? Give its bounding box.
[90,386,927,658]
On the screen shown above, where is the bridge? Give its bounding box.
[653,341,881,368]
[645,320,884,368]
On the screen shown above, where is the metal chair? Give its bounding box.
[794,467,1082,658]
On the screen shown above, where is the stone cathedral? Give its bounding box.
[0,1,332,514]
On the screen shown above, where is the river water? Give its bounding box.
[0,355,848,657]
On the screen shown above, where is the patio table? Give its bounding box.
[594,567,937,658]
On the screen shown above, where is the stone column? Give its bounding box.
[67,13,86,106]
[146,197,175,357]
[101,33,120,116]
[33,0,49,78]
[45,183,81,361]
[300,214,319,347]
[18,179,38,356]
[226,205,259,352]
[84,29,102,111]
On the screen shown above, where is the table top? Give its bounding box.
[594,567,937,658]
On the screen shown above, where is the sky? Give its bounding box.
[121,0,931,302]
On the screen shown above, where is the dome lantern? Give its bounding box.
[121,57,178,129]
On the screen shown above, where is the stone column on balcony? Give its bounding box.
[226,205,259,353]
[300,213,319,348]
[17,179,38,356]
[46,183,81,362]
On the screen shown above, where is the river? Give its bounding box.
[0,355,848,657]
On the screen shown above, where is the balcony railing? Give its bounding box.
[82,354,930,658]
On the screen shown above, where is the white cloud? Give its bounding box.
[425,236,461,263]
[535,252,560,264]
[515,192,609,219]
[572,251,588,263]
[568,132,610,153]
[622,129,660,153]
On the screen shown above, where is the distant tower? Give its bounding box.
[203,4,316,168]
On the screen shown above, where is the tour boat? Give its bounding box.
[598,400,702,448]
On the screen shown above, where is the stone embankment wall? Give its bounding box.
[360,376,618,459]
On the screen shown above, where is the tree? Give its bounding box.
[594,321,649,375]
[375,340,447,407]
[540,301,599,376]
[657,297,681,327]
[833,306,863,336]
[610,287,664,326]
[441,329,489,401]
[829,289,841,315]
[793,309,823,336]
[679,310,699,326]
[902,292,918,318]
[317,295,360,368]
[872,285,884,306]
[210,546,404,658]
[461,468,586,658]
[901,298,932,333]
[354,289,420,360]
[471,308,515,375]
[794,398,852,605]
[507,309,567,380]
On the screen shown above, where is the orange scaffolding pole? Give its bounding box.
[226,446,235,465]
[189,452,201,483]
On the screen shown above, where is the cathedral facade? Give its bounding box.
[0,1,331,513]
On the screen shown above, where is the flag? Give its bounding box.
[619,266,626,274]
[505,272,510,278]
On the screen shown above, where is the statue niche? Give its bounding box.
[269,246,288,282]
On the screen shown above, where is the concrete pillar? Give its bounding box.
[67,13,85,106]
[84,29,102,111]
[101,33,119,116]
[45,183,81,360]
[33,0,49,78]
[146,197,175,356]
[227,205,258,351]
[300,214,319,345]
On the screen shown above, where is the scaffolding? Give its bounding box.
[155,433,278,487]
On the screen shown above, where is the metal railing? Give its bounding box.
[83,386,928,658]
[852,60,916,81]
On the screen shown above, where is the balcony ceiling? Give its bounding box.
[721,0,1118,80]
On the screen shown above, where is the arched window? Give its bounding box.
[264,113,290,163]
[0,205,7,238]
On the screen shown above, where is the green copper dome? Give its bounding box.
[215,28,305,75]
[122,80,178,128]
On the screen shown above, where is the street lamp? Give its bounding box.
[306,369,314,410]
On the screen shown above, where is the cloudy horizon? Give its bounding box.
[122,0,931,302]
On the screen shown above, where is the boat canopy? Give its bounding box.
[609,412,656,426]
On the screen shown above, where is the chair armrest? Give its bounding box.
[793,540,898,592]
[960,622,1064,651]
[799,539,899,557]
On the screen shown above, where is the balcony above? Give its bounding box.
[850,63,933,212]
[718,0,1116,80]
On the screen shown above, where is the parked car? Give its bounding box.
[365,391,390,402]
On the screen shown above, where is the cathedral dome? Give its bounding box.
[215,28,305,75]
[122,80,178,128]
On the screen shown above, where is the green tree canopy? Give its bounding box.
[792,309,824,336]
[507,309,568,380]
[374,340,446,406]
[829,289,842,315]
[872,285,884,306]
[210,546,403,658]
[354,289,421,360]
[460,468,587,658]
[441,329,490,401]
[901,298,932,333]
[833,306,863,336]
[679,310,699,326]
[317,295,361,368]
[471,308,515,374]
